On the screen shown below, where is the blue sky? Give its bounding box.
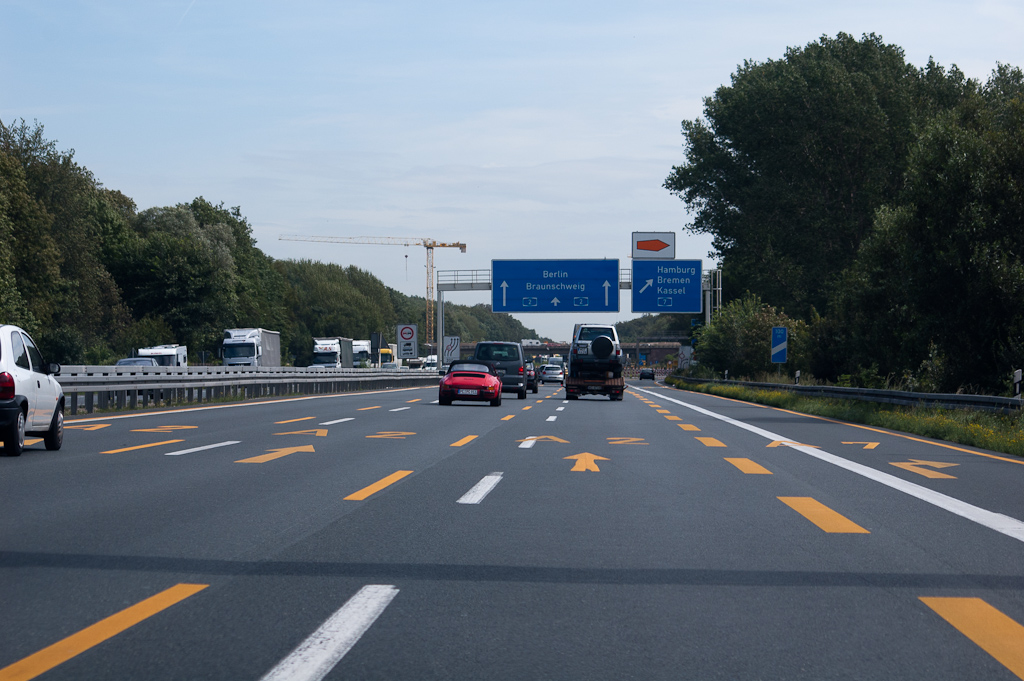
[4,1,1023,341]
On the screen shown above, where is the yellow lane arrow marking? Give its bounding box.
[564,452,609,472]
[843,441,880,449]
[236,445,315,463]
[102,440,184,454]
[607,437,647,445]
[767,440,819,448]
[516,436,570,444]
[275,428,328,437]
[890,459,959,479]
[366,431,416,439]
[275,417,316,424]
[64,423,111,431]
[131,425,198,433]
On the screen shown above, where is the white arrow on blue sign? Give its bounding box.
[771,326,788,364]
[491,259,619,313]
[631,259,702,313]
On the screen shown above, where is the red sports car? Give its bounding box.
[439,361,503,406]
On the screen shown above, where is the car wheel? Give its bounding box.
[438,393,452,406]
[3,409,26,457]
[518,388,527,399]
[567,393,578,400]
[490,395,502,407]
[532,384,538,394]
[44,405,64,451]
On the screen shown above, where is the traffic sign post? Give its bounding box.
[397,324,418,359]
[771,327,787,364]
[491,260,619,313]
[631,260,702,313]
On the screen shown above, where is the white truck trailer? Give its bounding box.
[352,340,371,367]
[310,337,354,369]
[221,328,282,367]
[138,344,188,367]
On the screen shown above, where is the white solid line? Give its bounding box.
[546,416,557,422]
[518,436,537,449]
[319,417,355,426]
[457,472,504,504]
[259,585,399,681]
[389,407,410,412]
[163,441,241,456]
[556,406,565,411]
[633,385,1024,544]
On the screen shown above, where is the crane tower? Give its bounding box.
[278,235,467,348]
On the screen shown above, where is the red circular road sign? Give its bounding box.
[399,325,415,341]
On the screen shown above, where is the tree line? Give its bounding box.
[664,33,1024,394]
[0,120,541,367]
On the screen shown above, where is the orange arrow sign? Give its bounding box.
[889,459,958,479]
[564,452,609,472]
[766,440,818,448]
[636,239,670,252]
[236,445,315,464]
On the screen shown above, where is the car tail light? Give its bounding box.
[518,366,523,374]
[0,372,14,400]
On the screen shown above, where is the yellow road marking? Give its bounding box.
[64,424,110,431]
[451,435,478,447]
[677,424,701,432]
[695,437,726,447]
[406,398,422,403]
[607,437,647,445]
[890,459,959,479]
[536,400,544,403]
[516,436,569,444]
[725,458,773,474]
[564,452,609,472]
[767,440,818,448]
[366,431,416,439]
[920,597,1024,679]
[236,445,315,463]
[131,425,198,433]
[656,409,671,414]
[101,440,184,454]
[522,406,532,410]
[24,438,42,446]
[501,415,516,421]
[664,415,682,421]
[345,470,413,500]
[778,497,869,533]
[274,417,316,424]
[843,441,880,449]
[357,406,381,411]
[275,429,328,437]
[0,583,207,681]
[648,404,662,408]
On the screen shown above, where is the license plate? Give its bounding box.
[458,389,479,396]
[577,346,589,354]
[496,369,506,376]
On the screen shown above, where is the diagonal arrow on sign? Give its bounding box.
[236,445,315,464]
[564,452,609,472]
[890,459,959,479]
[638,279,653,294]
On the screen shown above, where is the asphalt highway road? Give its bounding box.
[2,381,1024,680]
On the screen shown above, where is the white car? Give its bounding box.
[0,325,64,456]
[539,364,564,383]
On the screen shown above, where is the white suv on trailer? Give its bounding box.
[0,324,64,456]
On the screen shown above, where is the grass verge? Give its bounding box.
[664,376,1024,459]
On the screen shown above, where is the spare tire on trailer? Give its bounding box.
[591,335,614,359]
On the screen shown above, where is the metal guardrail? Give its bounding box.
[57,365,440,415]
[673,377,1023,415]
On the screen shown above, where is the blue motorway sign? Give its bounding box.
[771,326,788,363]
[631,259,702,313]
[491,259,620,313]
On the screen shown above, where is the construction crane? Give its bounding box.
[278,235,467,349]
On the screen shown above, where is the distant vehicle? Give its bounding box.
[639,367,655,380]
[473,341,527,399]
[1,324,63,456]
[138,344,187,367]
[539,364,564,384]
[352,340,372,367]
[222,328,281,367]
[565,323,624,401]
[438,361,502,406]
[115,357,160,367]
[525,362,539,393]
[310,337,353,369]
[423,354,438,370]
[381,362,399,370]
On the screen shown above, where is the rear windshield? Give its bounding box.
[475,344,520,361]
[577,327,615,341]
[449,363,492,374]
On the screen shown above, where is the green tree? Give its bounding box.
[664,33,972,318]
[694,293,809,377]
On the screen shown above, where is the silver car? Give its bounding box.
[0,325,64,456]
[539,364,564,384]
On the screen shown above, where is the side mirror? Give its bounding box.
[47,363,61,376]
